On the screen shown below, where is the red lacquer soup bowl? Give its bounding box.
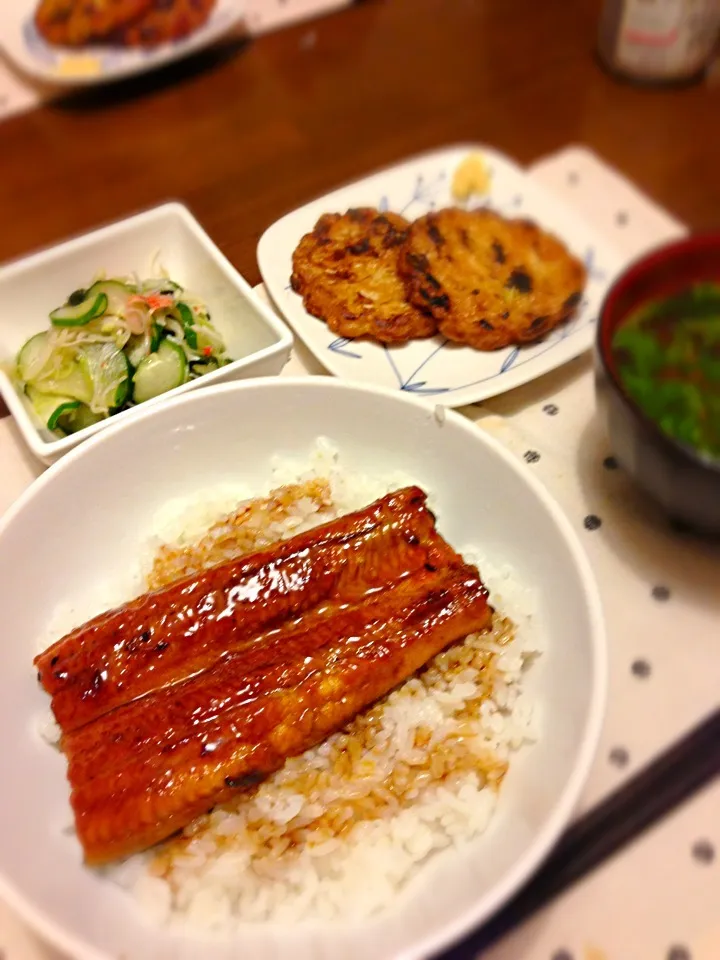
[595,233,720,534]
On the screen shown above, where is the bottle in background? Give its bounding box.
[598,0,720,85]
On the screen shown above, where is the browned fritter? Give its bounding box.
[35,0,152,45]
[120,0,217,47]
[290,208,437,344]
[398,208,587,351]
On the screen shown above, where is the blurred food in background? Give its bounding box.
[34,0,218,49]
[598,0,720,84]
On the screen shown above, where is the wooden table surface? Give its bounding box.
[1,0,719,283]
[0,5,719,957]
[0,0,717,423]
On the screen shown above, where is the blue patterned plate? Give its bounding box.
[1,0,242,85]
[258,144,624,407]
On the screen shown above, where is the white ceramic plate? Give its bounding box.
[0,203,292,464]
[0,0,243,86]
[258,144,625,407]
[0,378,606,960]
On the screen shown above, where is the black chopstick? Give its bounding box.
[436,707,720,959]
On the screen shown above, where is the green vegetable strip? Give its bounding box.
[611,282,720,458]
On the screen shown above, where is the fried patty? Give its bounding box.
[121,0,216,47]
[290,208,437,344]
[398,208,587,351]
[35,0,152,46]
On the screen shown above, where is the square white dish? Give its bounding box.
[258,144,625,408]
[0,202,293,464]
[0,0,244,86]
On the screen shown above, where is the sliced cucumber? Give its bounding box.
[190,357,219,377]
[18,332,94,403]
[142,278,182,295]
[38,359,93,404]
[132,339,188,404]
[195,324,226,356]
[193,307,211,325]
[176,302,198,349]
[86,280,134,317]
[176,302,194,325]
[17,332,52,384]
[50,292,107,327]
[79,343,130,413]
[125,322,167,369]
[124,334,148,370]
[150,321,164,353]
[26,386,81,432]
[66,403,106,434]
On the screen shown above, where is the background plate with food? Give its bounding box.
[0,377,605,960]
[258,144,625,407]
[0,0,243,85]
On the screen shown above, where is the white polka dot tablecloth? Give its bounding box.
[0,147,718,960]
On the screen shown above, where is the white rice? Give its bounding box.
[40,439,541,930]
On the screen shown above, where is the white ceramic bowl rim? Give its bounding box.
[0,377,607,960]
[0,202,293,463]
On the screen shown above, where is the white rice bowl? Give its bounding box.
[0,378,605,960]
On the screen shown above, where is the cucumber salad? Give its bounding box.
[15,275,230,435]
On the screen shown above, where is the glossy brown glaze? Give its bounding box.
[36,487,457,732]
[65,562,490,864]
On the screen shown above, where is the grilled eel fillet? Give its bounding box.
[36,487,455,734]
[34,489,492,865]
[68,564,490,864]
